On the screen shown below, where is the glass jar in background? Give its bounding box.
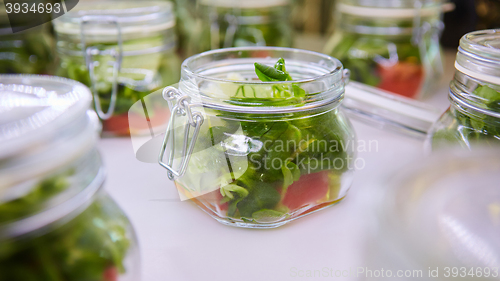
[0,75,139,280]
[429,29,500,149]
[53,1,181,136]
[191,0,293,55]
[0,1,54,74]
[158,47,356,228]
[364,148,500,281]
[324,0,446,99]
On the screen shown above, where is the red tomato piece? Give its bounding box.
[102,113,130,136]
[377,61,424,99]
[102,266,118,281]
[283,171,330,211]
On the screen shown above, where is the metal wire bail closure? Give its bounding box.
[159,87,204,180]
[81,16,123,120]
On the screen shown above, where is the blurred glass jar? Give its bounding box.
[0,75,139,281]
[53,1,181,136]
[324,0,446,99]
[429,29,500,149]
[191,0,293,54]
[0,1,54,74]
[364,148,500,280]
[158,47,356,228]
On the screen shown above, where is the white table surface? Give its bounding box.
[99,49,457,281]
[100,119,427,281]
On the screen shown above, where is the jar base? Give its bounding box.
[193,197,347,229]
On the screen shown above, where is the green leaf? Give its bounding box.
[237,183,281,218]
[473,85,500,101]
[254,62,290,81]
[252,209,286,220]
[220,184,249,199]
[282,161,300,189]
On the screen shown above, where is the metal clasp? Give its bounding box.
[158,87,204,180]
[81,16,123,120]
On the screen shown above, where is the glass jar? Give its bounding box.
[53,1,181,136]
[158,47,356,228]
[0,75,139,280]
[429,29,500,149]
[324,0,445,99]
[191,0,293,55]
[0,1,54,74]
[364,148,500,280]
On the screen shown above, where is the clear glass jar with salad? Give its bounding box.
[324,0,445,99]
[192,0,293,54]
[429,29,500,149]
[158,47,356,228]
[0,75,139,280]
[0,1,54,74]
[53,1,181,136]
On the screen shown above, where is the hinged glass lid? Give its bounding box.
[0,75,92,159]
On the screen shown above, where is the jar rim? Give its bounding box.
[199,0,290,8]
[182,47,343,85]
[0,165,105,240]
[179,47,346,113]
[459,29,500,65]
[337,2,447,19]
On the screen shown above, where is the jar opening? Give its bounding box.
[179,47,346,112]
[460,29,500,65]
[337,2,444,19]
[199,0,290,9]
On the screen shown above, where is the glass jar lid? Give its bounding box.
[177,47,347,114]
[0,75,95,188]
[199,0,290,9]
[379,149,500,269]
[455,29,500,87]
[53,1,175,38]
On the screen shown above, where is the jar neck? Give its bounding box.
[337,7,442,38]
[200,5,289,25]
[450,73,500,122]
[178,47,347,114]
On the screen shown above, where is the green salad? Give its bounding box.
[327,32,426,98]
[57,36,180,134]
[0,29,54,74]
[0,175,131,281]
[197,5,292,51]
[432,85,500,147]
[178,58,353,222]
